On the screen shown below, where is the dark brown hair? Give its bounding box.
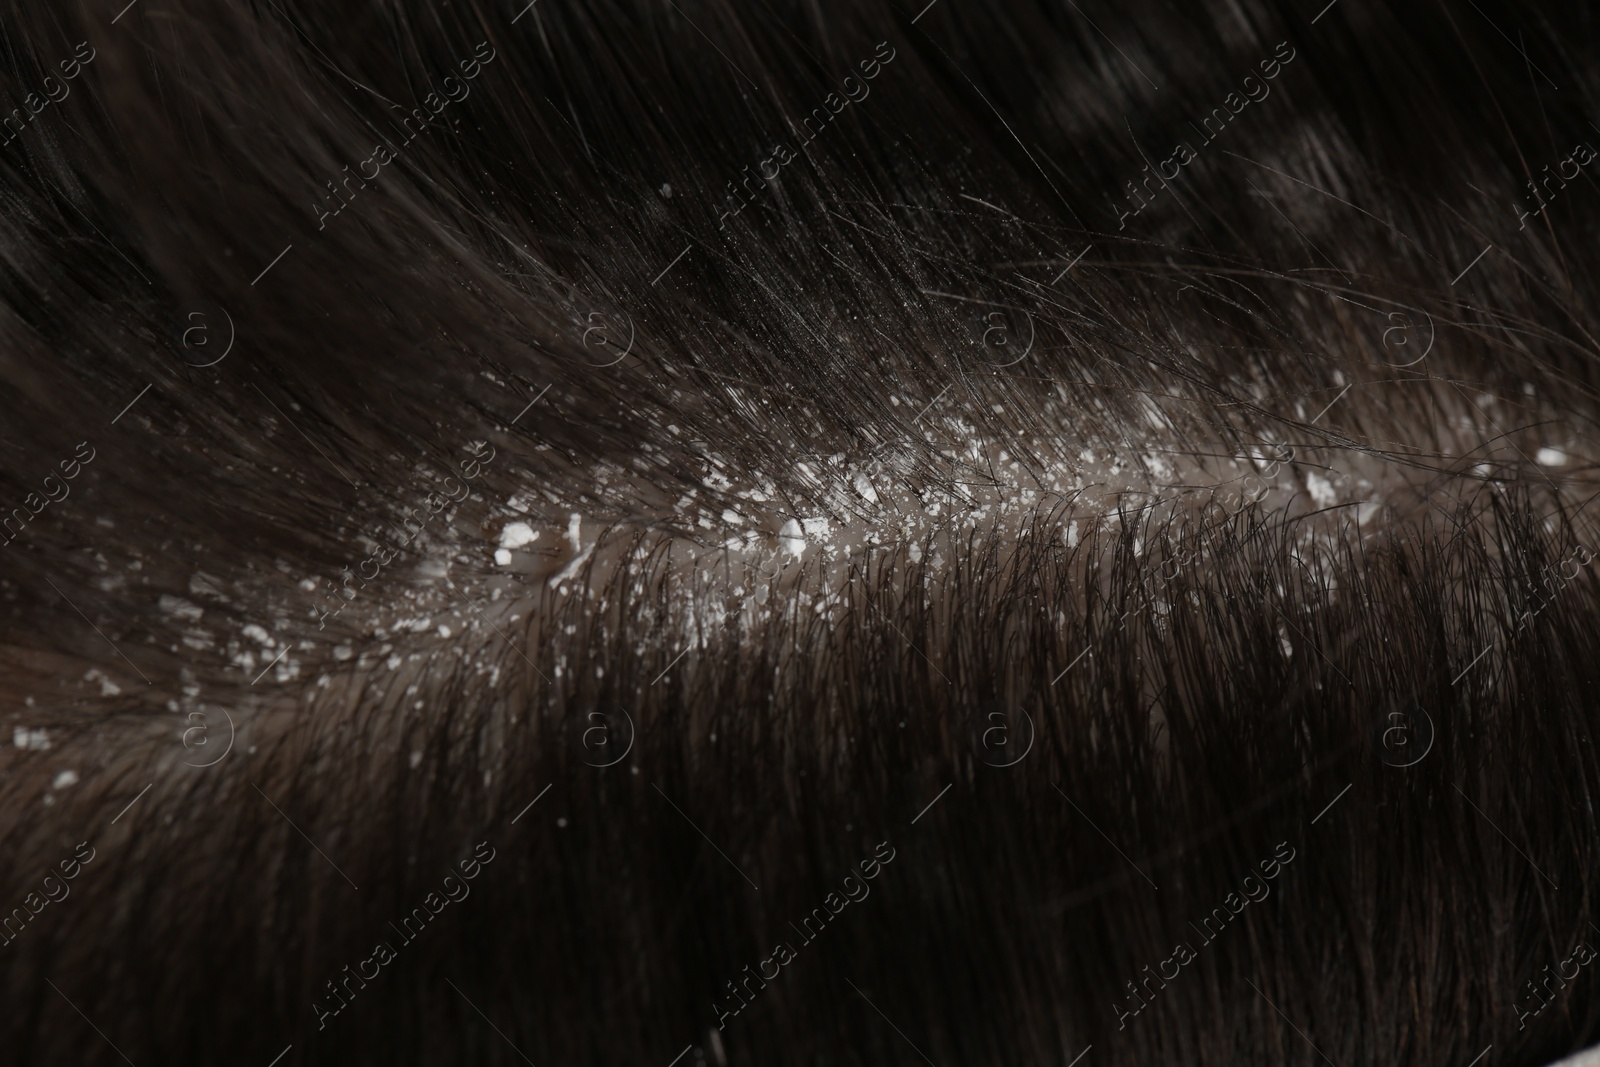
[0,0,1597,1063]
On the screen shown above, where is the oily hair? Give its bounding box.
[0,0,1598,1064]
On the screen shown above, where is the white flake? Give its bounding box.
[84,669,121,697]
[159,595,203,621]
[13,727,50,751]
[1305,471,1337,508]
[499,522,538,550]
[779,519,806,557]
